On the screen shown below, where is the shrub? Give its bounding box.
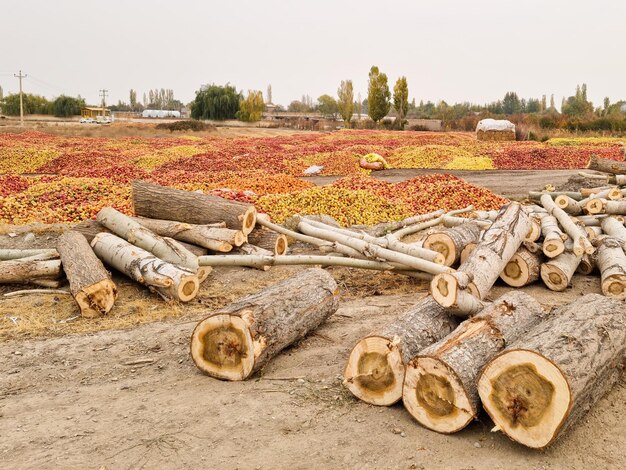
[155,120,214,132]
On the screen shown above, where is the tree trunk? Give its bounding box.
[230,243,273,271]
[56,231,117,318]
[584,225,602,240]
[586,198,626,215]
[586,154,626,174]
[0,249,58,260]
[554,195,583,215]
[132,216,245,252]
[97,207,199,271]
[459,242,477,264]
[540,251,582,291]
[343,296,458,406]
[577,251,597,275]
[431,203,531,316]
[478,294,626,449]
[600,216,626,250]
[541,194,593,256]
[191,268,339,381]
[422,221,482,266]
[528,191,582,201]
[0,254,63,287]
[131,180,257,235]
[73,219,110,242]
[403,292,544,434]
[247,229,289,255]
[500,246,542,287]
[594,237,626,299]
[91,233,199,302]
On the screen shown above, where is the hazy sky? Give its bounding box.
[1,0,624,108]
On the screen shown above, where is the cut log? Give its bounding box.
[431,203,531,316]
[576,214,606,227]
[528,191,582,201]
[540,251,582,291]
[579,186,609,198]
[586,198,626,215]
[91,233,199,302]
[191,268,339,381]
[540,194,593,255]
[73,219,110,242]
[422,221,482,266]
[525,215,542,242]
[478,294,626,449]
[343,296,458,406]
[459,242,477,264]
[132,216,245,251]
[594,237,626,299]
[0,255,63,287]
[442,216,491,230]
[0,249,58,260]
[586,154,626,174]
[131,180,257,235]
[554,195,582,216]
[471,210,499,221]
[500,246,542,287]
[600,216,626,249]
[176,241,209,257]
[247,229,288,255]
[56,231,117,318]
[230,243,273,271]
[540,215,566,258]
[97,207,199,271]
[403,292,544,434]
[584,226,602,240]
[577,252,597,275]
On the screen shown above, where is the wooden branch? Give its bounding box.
[57,231,117,318]
[540,215,566,258]
[442,216,491,230]
[478,294,626,449]
[403,292,544,434]
[3,289,71,298]
[528,191,582,201]
[554,195,583,215]
[131,179,257,235]
[369,209,445,236]
[0,249,59,260]
[0,255,63,287]
[600,216,626,249]
[586,198,626,215]
[191,269,339,380]
[343,296,458,406]
[540,194,593,255]
[230,243,273,271]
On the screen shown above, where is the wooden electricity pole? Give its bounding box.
[99,89,108,119]
[14,70,27,127]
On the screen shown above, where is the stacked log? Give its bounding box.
[422,221,482,266]
[0,251,64,288]
[500,246,542,287]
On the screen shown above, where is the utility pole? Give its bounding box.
[14,70,27,127]
[99,89,108,119]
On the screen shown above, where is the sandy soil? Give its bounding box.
[1,264,624,470]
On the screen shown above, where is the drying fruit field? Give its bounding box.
[0,131,623,226]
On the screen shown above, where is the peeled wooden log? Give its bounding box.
[478,294,626,449]
[0,249,58,260]
[587,154,626,174]
[247,229,288,255]
[56,231,117,318]
[191,268,339,381]
[422,221,482,266]
[442,216,491,230]
[528,191,582,201]
[540,251,582,291]
[343,296,458,406]
[91,233,199,302]
[230,243,273,271]
[403,292,544,434]
[97,207,199,271]
[0,254,63,287]
[132,180,257,235]
[431,203,531,316]
[554,195,583,215]
[132,216,245,252]
[594,237,626,299]
[586,198,626,215]
[500,246,542,287]
[541,194,593,256]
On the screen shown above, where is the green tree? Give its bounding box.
[317,94,338,118]
[191,84,241,120]
[603,97,610,116]
[502,92,522,114]
[0,85,3,101]
[562,83,594,116]
[52,95,85,117]
[129,89,137,111]
[541,95,547,112]
[367,66,391,123]
[393,76,409,129]
[236,90,265,122]
[0,93,51,115]
[526,98,541,113]
[337,80,354,126]
[550,94,556,111]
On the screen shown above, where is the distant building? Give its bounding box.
[141,109,181,118]
[81,107,111,120]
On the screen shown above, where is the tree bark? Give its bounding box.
[132,216,245,252]
[540,251,582,291]
[554,195,583,215]
[500,246,542,287]
[403,292,544,434]
[247,229,289,255]
[343,296,458,406]
[0,254,63,287]
[431,203,531,316]
[594,237,626,299]
[422,221,482,266]
[97,207,199,271]
[600,216,626,250]
[0,249,58,260]
[586,198,626,215]
[541,194,593,256]
[91,233,199,302]
[478,294,626,449]
[73,219,110,242]
[191,268,339,381]
[56,231,117,318]
[131,180,257,235]
[587,154,626,174]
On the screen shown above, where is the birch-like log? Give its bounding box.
[0,249,58,260]
[91,233,199,302]
[540,251,582,291]
[56,231,117,318]
[131,179,257,235]
[97,207,199,271]
[594,237,626,299]
[403,292,544,434]
[478,294,626,449]
[540,215,566,258]
[540,194,593,255]
[430,203,531,316]
[600,216,626,250]
[586,198,626,215]
[500,246,542,287]
[0,254,63,287]
[586,154,626,174]
[191,268,339,381]
[343,296,458,406]
[422,221,482,266]
[369,210,445,237]
[577,252,597,275]
[247,229,289,255]
[554,195,583,215]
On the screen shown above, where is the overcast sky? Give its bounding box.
[1,0,624,108]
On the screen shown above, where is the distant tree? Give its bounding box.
[266,84,273,104]
[393,76,409,129]
[355,92,362,118]
[526,98,541,113]
[541,95,547,112]
[603,97,611,116]
[142,92,147,107]
[0,93,51,115]
[502,91,522,114]
[317,94,338,118]
[52,95,85,117]
[191,84,241,120]
[0,85,3,101]
[562,83,594,116]
[129,89,137,111]
[367,66,391,123]
[287,100,309,113]
[550,94,555,111]
[237,90,265,122]
[337,80,354,125]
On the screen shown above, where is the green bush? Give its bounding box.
[155,120,214,132]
